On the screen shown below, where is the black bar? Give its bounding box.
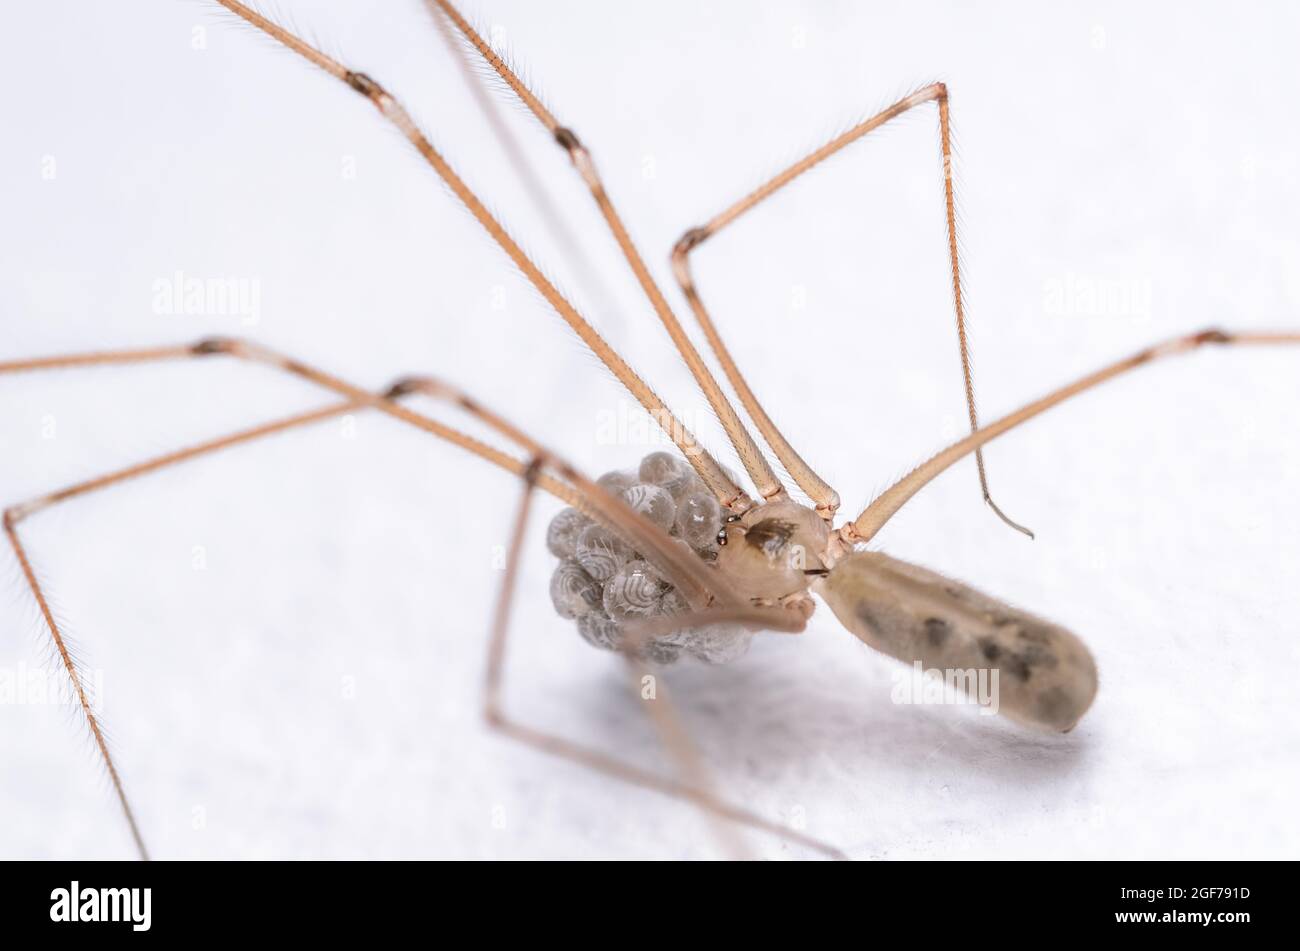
[0,860,1284,939]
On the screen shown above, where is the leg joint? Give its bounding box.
[673,226,709,259]
[382,375,448,400]
[553,126,582,154]
[553,127,600,188]
[345,71,383,101]
[191,336,247,356]
[523,455,545,486]
[1193,326,1233,345]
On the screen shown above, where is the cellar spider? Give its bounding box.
[3,2,1297,860]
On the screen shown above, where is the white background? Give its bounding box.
[1,0,1297,859]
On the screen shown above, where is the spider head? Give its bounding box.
[713,499,831,601]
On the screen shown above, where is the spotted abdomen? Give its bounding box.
[817,552,1098,732]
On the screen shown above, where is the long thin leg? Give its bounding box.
[379,388,831,858]
[846,328,1300,545]
[427,0,787,505]
[7,339,756,608]
[673,83,1029,534]
[3,402,358,861]
[210,0,751,512]
[384,376,732,610]
[487,459,843,859]
[622,604,809,644]
[6,339,742,606]
[428,1,630,341]
[0,343,573,859]
[0,340,579,507]
[314,377,831,855]
[5,341,790,856]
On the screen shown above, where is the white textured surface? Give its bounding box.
[1,0,1298,859]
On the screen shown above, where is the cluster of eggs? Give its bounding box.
[546,451,752,665]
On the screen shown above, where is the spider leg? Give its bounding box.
[0,340,567,859]
[0,339,585,505]
[5,340,828,857]
[386,382,841,856]
[3,401,357,861]
[672,83,1030,534]
[210,0,750,511]
[486,458,845,860]
[427,0,787,506]
[847,327,1300,544]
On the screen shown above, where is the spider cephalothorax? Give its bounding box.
[712,499,831,602]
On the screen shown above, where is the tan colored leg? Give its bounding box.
[486,459,844,860]
[3,402,359,861]
[366,380,835,855]
[427,0,786,507]
[5,340,819,857]
[383,376,727,610]
[427,3,628,340]
[847,328,1300,544]
[0,340,577,860]
[0,340,580,506]
[621,604,809,645]
[211,0,750,512]
[673,84,1029,533]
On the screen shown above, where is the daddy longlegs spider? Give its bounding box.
[3,1,1297,860]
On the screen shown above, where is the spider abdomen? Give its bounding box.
[817,551,1098,732]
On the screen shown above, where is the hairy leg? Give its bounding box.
[5,339,812,857]
[210,0,749,510]
[427,0,786,505]
[485,458,843,859]
[673,84,1027,533]
[1,340,568,858]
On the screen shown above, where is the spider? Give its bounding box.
[2,1,1296,860]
